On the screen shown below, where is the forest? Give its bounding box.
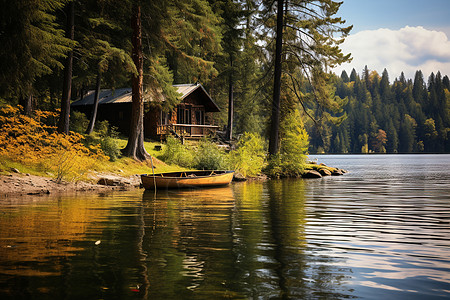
[308,68,450,153]
[0,0,448,176]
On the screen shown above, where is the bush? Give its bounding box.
[100,136,121,161]
[0,105,108,182]
[194,139,228,170]
[82,120,121,162]
[230,132,266,177]
[161,135,194,167]
[70,111,89,134]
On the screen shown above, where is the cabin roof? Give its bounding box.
[71,83,220,112]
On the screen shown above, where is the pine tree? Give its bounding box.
[75,0,135,134]
[208,0,243,140]
[341,70,350,83]
[349,68,358,82]
[264,0,352,155]
[123,0,221,160]
[0,0,72,109]
[122,2,149,161]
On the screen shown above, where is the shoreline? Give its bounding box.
[0,172,141,198]
[0,163,347,198]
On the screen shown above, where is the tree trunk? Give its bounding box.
[20,93,33,116]
[122,3,149,161]
[268,0,284,156]
[226,56,234,141]
[85,69,101,135]
[58,1,74,134]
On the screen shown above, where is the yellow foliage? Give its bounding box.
[0,105,108,182]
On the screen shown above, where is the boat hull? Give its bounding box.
[141,170,234,189]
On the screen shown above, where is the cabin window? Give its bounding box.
[160,111,171,125]
[177,106,183,124]
[195,110,204,125]
[184,107,191,124]
[118,111,124,120]
[177,105,191,124]
[177,105,192,124]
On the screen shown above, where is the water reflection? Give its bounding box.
[1,155,450,299]
[136,181,354,299]
[0,195,112,277]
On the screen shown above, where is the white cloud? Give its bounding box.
[333,26,450,80]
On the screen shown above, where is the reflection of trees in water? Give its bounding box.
[141,187,240,298]
[0,183,353,299]
[136,182,354,299]
[232,180,354,299]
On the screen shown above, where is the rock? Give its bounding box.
[233,173,247,182]
[302,170,322,178]
[97,177,125,186]
[319,168,332,176]
[11,168,20,173]
[331,169,343,176]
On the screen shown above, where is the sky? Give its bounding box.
[332,0,450,81]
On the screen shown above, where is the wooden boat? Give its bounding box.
[141,170,235,189]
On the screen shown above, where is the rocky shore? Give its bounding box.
[302,163,348,178]
[1,162,347,197]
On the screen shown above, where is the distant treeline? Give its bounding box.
[307,68,450,154]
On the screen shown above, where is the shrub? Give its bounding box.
[230,132,266,177]
[161,135,194,167]
[83,120,121,162]
[194,139,228,170]
[265,109,309,178]
[100,136,121,161]
[0,105,108,182]
[70,111,89,133]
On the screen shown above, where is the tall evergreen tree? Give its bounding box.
[123,0,221,160]
[208,0,243,140]
[122,2,148,160]
[264,0,352,155]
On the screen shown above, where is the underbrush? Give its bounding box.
[161,133,267,177]
[0,106,181,180]
[0,106,108,182]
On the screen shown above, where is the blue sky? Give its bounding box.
[333,0,450,80]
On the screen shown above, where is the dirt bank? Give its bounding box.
[0,172,141,198]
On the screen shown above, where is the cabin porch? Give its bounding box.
[157,123,219,139]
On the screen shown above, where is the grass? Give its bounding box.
[93,138,182,177]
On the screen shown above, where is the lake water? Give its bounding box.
[0,154,449,299]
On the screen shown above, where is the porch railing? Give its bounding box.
[157,123,219,138]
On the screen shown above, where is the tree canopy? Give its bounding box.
[0,0,448,158]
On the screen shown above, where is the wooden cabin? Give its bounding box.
[71,83,220,140]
